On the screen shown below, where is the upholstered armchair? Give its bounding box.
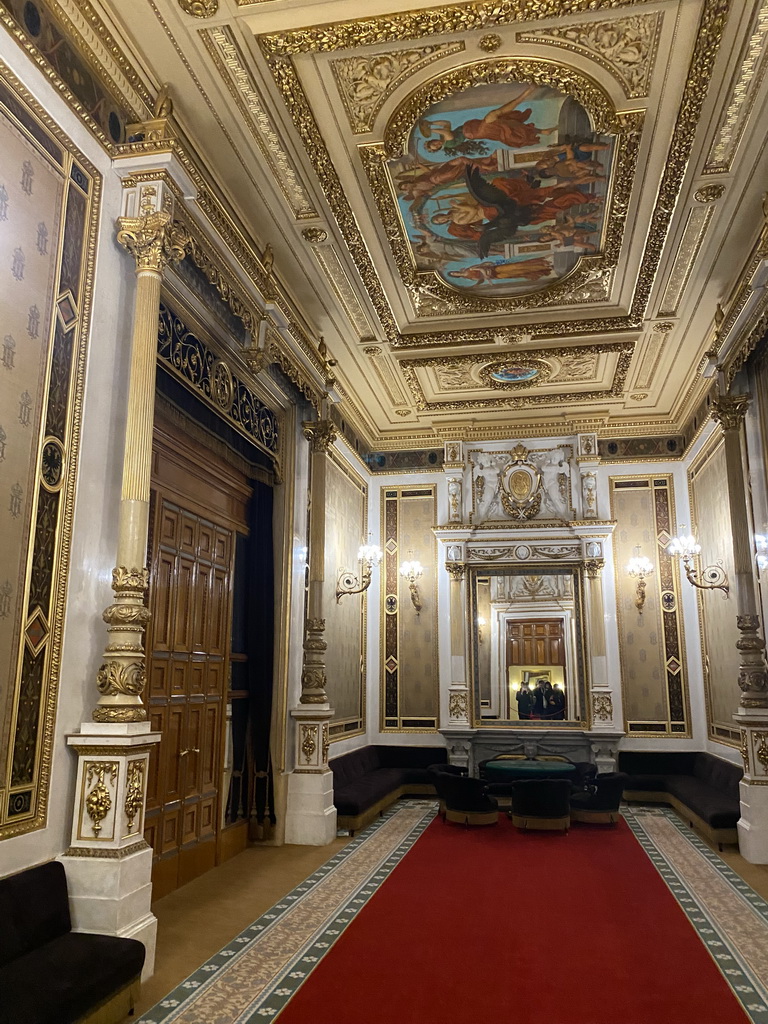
[510,778,571,832]
[570,772,627,825]
[428,763,468,818]
[441,774,499,826]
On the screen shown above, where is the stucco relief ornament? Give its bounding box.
[301,725,318,764]
[592,693,613,722]
[85,763,117,836]
[499,444,542,520]
[447,477,462,523]
[449,692,468,718]
[302,419,337,452]
[177,0,218,18]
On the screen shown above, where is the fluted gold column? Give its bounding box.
[92,211,187,722]
[712,394,768,712]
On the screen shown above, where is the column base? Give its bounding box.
[59,844,157,980]
[737,779,768,864]
[284,769,337,846]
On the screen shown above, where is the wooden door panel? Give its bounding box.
[184,703,205,799]
[170,659,187,695]
[161,809,181,855]
[145,707,164,812]
[199,796,216,841]
[201,702,220,792]
[198,521,215,561]
[149,658,170,699]
[173,556,196,651]
[158,504,180,548]
[181,800,199,846]
[213,530,230,566]
[152,551,175,651]
[188,658,206,695]
[163,703,186,803]
[210,567,229,656]
[193,563,212,652]
[179,513,197,555]
[206,660,224,697]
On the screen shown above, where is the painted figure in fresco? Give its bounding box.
[532,140,610,185]
[457,167,592,256]
[395,154,499,202]
[537,214,600,252]
[447,257,553,285]
[418,85,556,155]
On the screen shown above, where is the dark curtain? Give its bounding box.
[246,479,276,835]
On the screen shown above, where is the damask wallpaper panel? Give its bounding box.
[610,476,690,736]
[0,68,99,837]
[690,439,741,745]
[380,487,439,731]
[323,451,366,738]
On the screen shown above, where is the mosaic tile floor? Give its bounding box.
[136,802,768,1024]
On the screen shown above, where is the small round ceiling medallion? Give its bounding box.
[480,359,551,390]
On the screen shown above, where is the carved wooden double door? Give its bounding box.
[143,416,250,898]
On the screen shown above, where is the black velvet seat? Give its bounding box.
[0,861,145,1024]
[442,774,499,826]
[570,772,627,824]
[428,763,467,818]
[510,779,571,832]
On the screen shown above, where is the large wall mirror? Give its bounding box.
[469,565,588,727]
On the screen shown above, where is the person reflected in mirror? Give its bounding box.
[516,681,533,720]
[550,683,566,720]
[532,677,552,719]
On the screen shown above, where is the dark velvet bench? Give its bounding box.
[0,860,145,1024]
[330,745,448,833]
[619,751,742,848]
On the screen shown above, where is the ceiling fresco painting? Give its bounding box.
[388,79,613,297]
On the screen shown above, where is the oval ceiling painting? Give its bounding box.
[387,80,613,297]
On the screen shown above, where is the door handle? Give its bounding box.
[179,748,200,756]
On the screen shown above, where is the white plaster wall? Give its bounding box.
[1,36,135,873]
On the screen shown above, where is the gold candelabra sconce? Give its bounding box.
[399,559,424,615]
[667,530,729,596]
[756,534,768,577]
[626,546,654,612]
[336,543,383,602]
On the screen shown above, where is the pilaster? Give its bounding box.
[284,414,338,845]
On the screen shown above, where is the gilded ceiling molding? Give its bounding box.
[363,345,410,407]
[200,27,317,218]
[633,322,674,391]
[259,0,663,56]
[516,13,663,99]
[177,0,218,15]
[259,0,730,348]
[694,184,726,202]
[703,0,768,174]
[657,206,714,317]
[306,243,375,340]
[400,342,634,411]
[331,43,465,134]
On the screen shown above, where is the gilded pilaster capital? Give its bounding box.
[116,211,189,274]
[584,558,605,579]
[712,393,750,431]
[446,563,465,582]
[302,419,337,452]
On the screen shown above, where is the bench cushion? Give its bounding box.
[666,775,740,829]
[0,861,71,967]
[0,931,145,1024]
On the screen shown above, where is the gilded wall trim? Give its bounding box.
[0,62,101,838]
[610,475,691,737]
[305,242,374,340]
[657,206,715,317]
[380,486,439,732]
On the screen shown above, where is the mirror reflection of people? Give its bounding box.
[516,681,533,720]
[532,678,551,719]
[550,683,566,720]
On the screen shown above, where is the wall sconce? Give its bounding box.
[667,531,729,596]
[756,534,768,575]
[477,615,486,643]
[626,547,654,611]
[336,543,383,602]
[399,560,423,614]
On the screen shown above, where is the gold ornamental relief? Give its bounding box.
[124,760,145,832]
[331,44,465,134]
[84,762,118,837]
[517,13,663,99]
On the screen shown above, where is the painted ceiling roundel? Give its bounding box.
[386,80,614,297]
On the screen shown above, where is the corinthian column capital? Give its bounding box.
[712,393,750,431]
[116,211,188,274]
[302,419,337,453]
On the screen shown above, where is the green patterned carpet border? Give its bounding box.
[137,802,768,1024]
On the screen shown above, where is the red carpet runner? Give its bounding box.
[278,815,748,1024]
